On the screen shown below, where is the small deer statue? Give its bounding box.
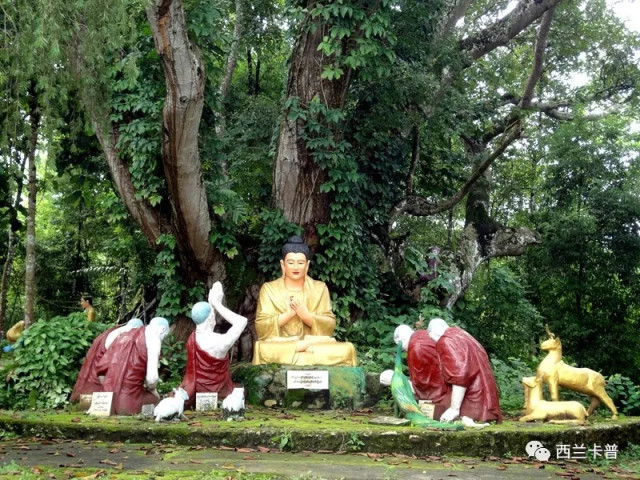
[537,325,618,419]
[520,375,588,424]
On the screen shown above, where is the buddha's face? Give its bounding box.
[280,252,309,281]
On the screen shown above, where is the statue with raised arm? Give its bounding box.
[70,318,143,403]
[180,282,247,408]
[252,235,357,366]
[96,317,170,415]
[427,318,502,423]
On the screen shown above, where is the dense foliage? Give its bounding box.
[2,313,106,409]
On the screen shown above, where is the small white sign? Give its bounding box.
[418,400,435,419]
[286,370,329,390]
[196,392,218,411]
[88,392,113,416]
[141,404,155,417]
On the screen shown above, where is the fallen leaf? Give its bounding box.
[221,464,236,469]
[71,418,81,423]
[109,448,119,454]
[79,470,106,480]
[66,452,75,457]
[243,456,256,461]
[99,459,118,466]
[497,465,507,470]
[31,468,44,474]
[236,448,255,453]
[257,446,270,453]
[219,446,234,451]
[189,459,203,464]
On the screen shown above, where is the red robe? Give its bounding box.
[407,330,452,408]
[179,332,235,409]
[70,327,117,403]
[96,327,159,415]
[436,327,502,423]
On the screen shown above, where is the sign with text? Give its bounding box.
[418,400,435,419]
[196,392,218,411]
[286,370,329,390]
[88,392,113,416]
[141,404,155,417]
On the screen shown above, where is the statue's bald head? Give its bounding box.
[149,317,170,341]
[393,324,414,351]
[127,318,143,328]
[191,302,212,325]
[427,318,449,342]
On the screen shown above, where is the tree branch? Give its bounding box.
[519,7,554,108]
[389,124,521,225]
[437,0,477,37]
[91,114,171,248]
[146,0,217,271]
[220,0,245,101]
[459,0,564,63]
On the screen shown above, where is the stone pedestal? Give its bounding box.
[232,363,375,410]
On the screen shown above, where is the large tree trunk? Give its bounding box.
[274,8,352,247]
[24,87,41,328]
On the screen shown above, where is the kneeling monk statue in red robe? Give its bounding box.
[70,318,144,403]
[427,318,502,423]
[380,321,501,425]
[179,282,247,408]
[95,317,170,415]
[154,282,247,418]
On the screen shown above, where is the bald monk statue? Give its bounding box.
[70,318,144,403]
[427,318,502,423]
[179,282,247,407]
[253,236,357,366]
[95,317,170,415]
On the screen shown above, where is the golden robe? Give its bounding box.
[7,320,25,343]
[253,277,357,366]
[85,306,96,322]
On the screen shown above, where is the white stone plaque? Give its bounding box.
[196,392,218,411]
[88,392,113,416]
[286,370,329,390]
[141,404,155,417]
[418,400,435,419]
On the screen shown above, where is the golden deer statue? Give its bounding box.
[520,375,588,424]
[537,325,618,419]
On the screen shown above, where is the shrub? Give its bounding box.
[491,356,536,413]
[9,313,107,409]
[157,332,187,394]
[606,374,640,416]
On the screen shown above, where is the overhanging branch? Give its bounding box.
[389,124,521,226]
[459,0,564,63]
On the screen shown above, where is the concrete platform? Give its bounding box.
[0,408,638,459]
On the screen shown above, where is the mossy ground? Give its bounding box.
[1,407,638,459]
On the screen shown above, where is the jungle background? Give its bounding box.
[1,0,639,412]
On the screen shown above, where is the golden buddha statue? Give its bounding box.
[253,236,357,366]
